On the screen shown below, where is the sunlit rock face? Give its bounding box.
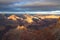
[34,14,60,19]
[17,25,27,30]
[23,14,33,23]
[32,17,41,23]
[8,15,20,21]
[40,15,60,19]
[45,15,60,19]
[8,15,23,21]
[7,15,25,27]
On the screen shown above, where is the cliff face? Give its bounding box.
[0,14,60,40]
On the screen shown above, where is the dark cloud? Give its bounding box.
[0,0,60,3]
[9,1,60,7]
[0,0,60,10]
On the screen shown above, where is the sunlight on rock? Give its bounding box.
[39,15,60,19]
[8,15,20,21]
[17,25,27,30]
[24,14,33,23]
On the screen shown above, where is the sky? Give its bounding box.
[0,0,60,12]
[0,0,60,7]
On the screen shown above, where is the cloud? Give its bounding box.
[22,2,59,6]
[9,1,60,7]
[0,0,60,8]
[0,0,60,4]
